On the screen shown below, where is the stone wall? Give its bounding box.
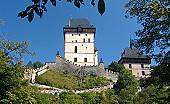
[24,55,118,83]
[49,55,118,82]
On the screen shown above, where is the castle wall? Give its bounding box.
[54,55,118,82]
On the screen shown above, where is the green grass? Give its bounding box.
[36,70,80,90]
[36,69,111,90]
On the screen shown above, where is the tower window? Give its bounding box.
[72,34,73,36]
[83,38,85,43]
[84,58,87,62]
[79,34,80,36]
[74,46,77,53]
[88,38,90,43]
[85,34,87,36]
[75,40,77,43]
[141,64,144,68]
[74,58,77,62]
[129,64,132,68]
[142,71,145,75]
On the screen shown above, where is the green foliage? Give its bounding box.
[0,37,32,60]
[59,92,83,104]
[33,61,44,69]
[137,63,170,104]
[79,92,101,104]
[110,62,139,104]
[18,0,106,22]
[125,0,170,62]
[134,84,169,104]
[100,90,119,104]
[108,61,125,72]
[140,64,170,88]
[0,38,36,103]
[150,64,170,86]
[34,93,60,104]
[98,0,105,16]
[26,61,33,69]
[82,75,111,89]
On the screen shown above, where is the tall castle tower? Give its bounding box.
[63,19,98,66]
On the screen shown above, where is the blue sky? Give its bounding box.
[0,0,141,65]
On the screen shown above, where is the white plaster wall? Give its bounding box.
[64,32,97,66]
[123,63,150,78]
[65,53,95,65]
[65,33,94,43]
[95,51,98,66]
[65,43,94,53]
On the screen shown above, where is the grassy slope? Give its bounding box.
[36,69,111,90]
[36,70,80,90]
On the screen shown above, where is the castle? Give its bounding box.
[25,18,151,83]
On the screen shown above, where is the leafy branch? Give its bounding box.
[18,0,106,22]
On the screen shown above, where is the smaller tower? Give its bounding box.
[118,38,151,79]
[99,58,104,69]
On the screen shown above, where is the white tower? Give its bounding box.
[63,19,98,66]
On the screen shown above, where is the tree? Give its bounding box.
[125,0,170,62]
[100,90,119,104]
[111,62,139,104]
[26,61,33,69]
[0,37,36,103]
[18,0,106,22]
[59,92,83,104]
[79,92,101,104]
[33,61,44,69]
[134,84,169,104]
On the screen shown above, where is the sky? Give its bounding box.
[0,0,142,65]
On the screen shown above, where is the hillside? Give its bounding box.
[35,69,111,90]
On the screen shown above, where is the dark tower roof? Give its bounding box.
[122,48,148,58]
[119,47,151,64]
[66,18,93,28]
[63,18,96,34]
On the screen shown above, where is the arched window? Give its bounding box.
[83,38,85,43]
[74,46,77,53]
